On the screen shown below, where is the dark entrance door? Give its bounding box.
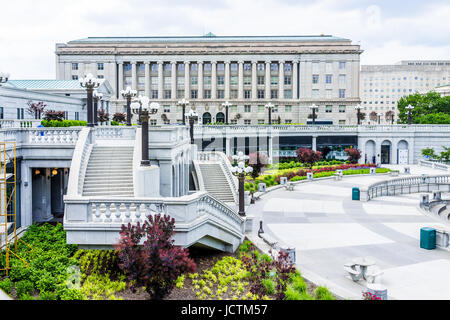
[216,112,225,124]
[381,145,390,164]
[202,112,212,125]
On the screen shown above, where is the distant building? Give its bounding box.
[55,34,362,125]
[360,60,450,124]
[435,83,450,97]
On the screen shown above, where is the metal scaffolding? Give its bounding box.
[0,142,30,275]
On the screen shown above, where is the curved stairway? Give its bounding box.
[198,163,236,203]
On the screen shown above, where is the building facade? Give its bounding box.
[55,34,362,125]
[360,60,450,124]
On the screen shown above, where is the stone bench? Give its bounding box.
[285,182,294,191]
[365,265,384,283]
[334,172,343,181]
[390,170,399,176]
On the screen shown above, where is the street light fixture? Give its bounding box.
[185,109,198,144]
[354,104,362,125]
[309,104,318,125]
[121,86,137,126]
[79,73,101,127]
[231,151,253,216]
[265,102,275,125]
[406,104,414,125]
[377,112,383,125]
[0,72,10,86]
[221,101,232,125]
[177,98,189,125]
[93,90,103,126]
[131,96,159,166]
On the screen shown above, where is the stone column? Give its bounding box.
[238,60,244,100]
[312,135,317,151]
[118,62,124,98]
[79,62,85,78]
[265,60,271,99]
[225,138,231,156]
[279,60,284,99]
[293,60,299,100]
[211,61,217,100]
[225,61,230,100]
[268,136,273,164]
[144,62,150,98]
[158,61,164,99]
[184,61,190,99]
[198,61,203,99]
[171,61,177,99]
[131,61,137,91]
[251,61,257,100]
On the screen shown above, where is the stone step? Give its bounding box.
[83,183,134,189]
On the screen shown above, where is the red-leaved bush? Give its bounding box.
[115,214,196,300]
[345,148,361,164]
[295,148,322,168]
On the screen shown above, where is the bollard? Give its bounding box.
[307,172,313,181]
[432,191,441,201]
[258,220,264,237]
[280,177,288,185]
[421,194,429,207]
[404,166,410,174]
[258,183,266,192]
[370,167,376,175]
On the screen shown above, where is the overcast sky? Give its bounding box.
[1,0,449,79]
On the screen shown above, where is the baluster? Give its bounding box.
[104,203,112,222]
[144,203,151,219]
[135,203,141,222]
[124,203,131,223]
[93,203,101,222]
[114,202,122,222]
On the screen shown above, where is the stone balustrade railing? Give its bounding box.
[94,126,136,140]
[419,159,449,171]
[27,128,81,144]
[361,174,450,201]
[0,119,41,129]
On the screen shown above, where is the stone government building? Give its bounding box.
[55,34,361,125]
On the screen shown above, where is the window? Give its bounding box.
[138,77,145,85]
[72,75,78,80]
[125,64,132,71]
[164,90,171,99]
[217,76,224,85]
[326,74,332,84]
[284,76,291,85]
[164,77,171,85]
[138,64,145,72]
[244,105,251,113]
[124,77,132,86]
[271,90,278,99]
[164,64,171,71]
[177,90,184,99]
[230,76,238,85]
[204,90,211,99]
[75,112,79,120]
[244,119,251,125]
[230,63,238,71]
[230,105,238,112]
[284,90,292,99]
[312,75,320,84]
[257,63,265,71]
[217,90,224,99]
[151,64,158,72]
[258,105,265,113]
[312,89,319,99]
[163,105,171,113]
[151,77,158,85]
[270,76,278,85]
[16,108,24,119]
[244,76,251,85]
[285,119,292,124]
[325,62,332,73]
[244,90,251,99]
[338,120,346,125]
[325,105,332,113]
[312,62,319,73]
[177,64,185,72]
[191,63,198,71]
[244,63,251,71]
[72,63,78,70]
[97,63,104,70]
[339,61,346,69]
[191,76,197,85]
[257,76,265,85]
[284,63,292,72]
[257,90,265,99]
[231,119,238,125]
[258,120,265,125]
[285,105,292,112]
[150,119,157,126]
[151,90,158,99]
[339,74,346,85]
[204,76,211,85]
[270,63,278,72]
[177,77,185,86]
[164,119,170,124]
[217,63,225,71]
[230,90,238,99]
[98,75,104,79]
[339,89,346,98]
[204,63,211,71]
[191,90,198,99]
[325,89,332,99]
[339,105,346,113]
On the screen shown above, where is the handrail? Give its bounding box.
[419,159,449,171]
[66,127,92,197]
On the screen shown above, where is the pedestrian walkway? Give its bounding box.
[247,165,450,300]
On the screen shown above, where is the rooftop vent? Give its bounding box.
[203,32,216,37]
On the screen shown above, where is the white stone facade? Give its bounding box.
[360,60,450,124]
[55,35,362,125]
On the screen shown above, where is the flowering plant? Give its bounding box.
[363,291,382,300]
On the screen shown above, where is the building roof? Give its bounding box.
[69,34,350,44]
[6,80,82,90]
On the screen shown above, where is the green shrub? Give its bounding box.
[0,278,13,294]
[290,176,306,182]
[15,280,35,298]
[19,293,35,300]
[238,240,253,254]
[289,273,307,293]
[38,291,58,300]
[261,278,276,295]
[315,286,335,300]
[41,120,87,127]
[284,285,301,300]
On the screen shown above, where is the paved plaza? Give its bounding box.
[248,165,450,300]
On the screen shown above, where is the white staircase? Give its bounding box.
[82,146,134,197]
[198,163,235,203]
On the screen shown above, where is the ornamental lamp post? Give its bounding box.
[377,112,383,125]
[93,90,103,126]
[221,101,232,125]
[406,104,414,125]
[185,109,198,144]
[265,102,275,125]
[309,104,318,125]
[79,73,101,127]
[354,104,362,125]
[132,96,159,166]
[0,72,10,86]
[177,98,190,125]
[231,151,253,216]
[121,86,137,126]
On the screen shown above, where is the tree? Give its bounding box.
[385,111,395,124]
[26,100,46,119]
[438,146,450,163]
[295,147,322,168]
[319,146,331,159]
[43,110,65,121]
[421,147,436,160]
[345,148,361,164]
[248,151,269,179]
[112,112,126,124]
[98,109,109,123]
[359,112,366,121]
[115,214,196,300]
[369,111,377,122]
[397,91,450,124]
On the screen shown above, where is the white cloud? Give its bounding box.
[0,0,448,79]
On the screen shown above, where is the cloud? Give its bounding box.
[0,0,448,79]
